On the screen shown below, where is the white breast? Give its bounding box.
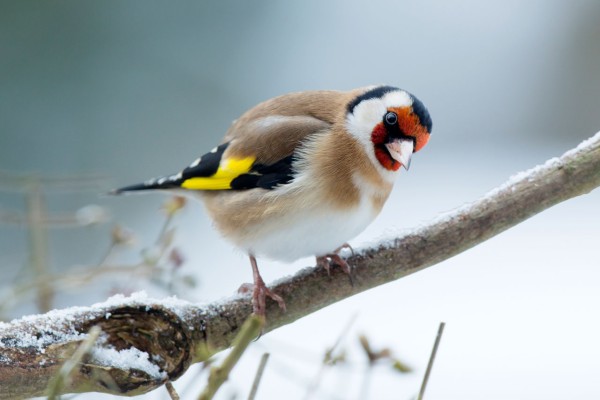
[243,194,379,262]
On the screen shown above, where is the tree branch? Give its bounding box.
[1,132,599,399]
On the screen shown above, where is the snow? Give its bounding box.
[0,291,200,371]
[90,291,196,320]
[0,313,87,353]
[90,346,166,380]
[563,130,600,158]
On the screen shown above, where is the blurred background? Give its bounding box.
[1,1,600,399]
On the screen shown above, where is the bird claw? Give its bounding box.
[316,250,355,286]
[252,280,286,317]
[248,255,286,317]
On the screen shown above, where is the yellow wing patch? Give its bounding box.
[180,157,255,190]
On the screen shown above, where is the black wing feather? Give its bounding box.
[180,143,228,180]
[231,155,295,190]
[112,143,228,193]
[113,143,295,193]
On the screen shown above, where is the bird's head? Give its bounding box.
[346,86,432,173]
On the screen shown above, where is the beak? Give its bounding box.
[385,139,414,170]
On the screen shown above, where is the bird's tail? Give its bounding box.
[109,172,184,195]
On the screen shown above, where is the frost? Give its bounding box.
[90,346,166,380]
[90,291,196,320]
[563,130,600,158]
[269,271,302,288]
[0,291,200,356]
[0,308,87,352]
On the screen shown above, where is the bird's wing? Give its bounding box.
[113,114,332,193]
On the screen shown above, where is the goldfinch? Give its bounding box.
[114,85,432,316]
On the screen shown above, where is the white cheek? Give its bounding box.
[345,99,383,158]
[347,99,386,137]
[345,100,393,178]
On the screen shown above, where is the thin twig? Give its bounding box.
[303,314,357,400]
[0,170,107,192]
[0,203,179,314]
[0,262,160,315]
[417,322,446,400]
[26,179,53,313]
[165,381,181,400]
[95,242,117,268]
[247,353,270,400]
[327,313,357,359]
[46,326,102,400]
[198,315,265,400]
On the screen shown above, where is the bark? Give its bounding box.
[1,132,599,399]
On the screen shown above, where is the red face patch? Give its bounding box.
[370,106,430,171]
[374,146,401,171]
[371,123,399,171]
[370,123,387,145]
[389,106,430,152]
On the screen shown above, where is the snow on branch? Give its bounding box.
[1,132,599,399]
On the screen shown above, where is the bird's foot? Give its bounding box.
[251,278,286,317]
[248,255,286,317]
[316,246,354,285]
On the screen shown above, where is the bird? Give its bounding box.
[112,85,432,316]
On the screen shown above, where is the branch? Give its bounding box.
[1,132,599,399]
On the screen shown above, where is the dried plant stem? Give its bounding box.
[303,314,357,400]
[0,202,178,315]
[198,315,264,400]
[165,382,181,400]
[46,326,102,400]
[26,179,53,312]
[247,353,270,400]
[417,322,446,400]
[0,262,160,314]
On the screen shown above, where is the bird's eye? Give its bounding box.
[384,112,398,126]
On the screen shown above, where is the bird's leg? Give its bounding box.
[316,243,354,285]
[248,255,286,317]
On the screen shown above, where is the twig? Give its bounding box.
[326,314,357,361]
[417,322,446,400]
[198,315,265,400]
[26,179,53,312]
[0,198,183,315]
[1,132,599,399]
[96,242,117,268]
[0,170,107,192]
[247,353,270,400]
[46,326,102,400]
[165,382,181,400]
[0,262,160,315]
[303,314,357,400]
